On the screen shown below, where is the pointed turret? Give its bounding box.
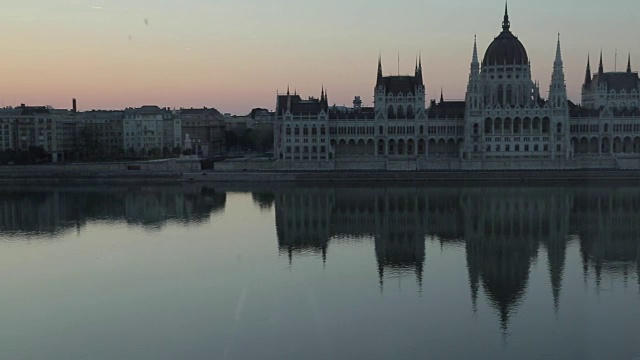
[502,1,510,32]
[417,54,424,86]
[598,50,604,75]
[472,35,479,67]
[440,88,444,103]
[584,55,592,85]
[627,53,632,73]
[377,55,384,87]
[466,36,482,110]
[286,85,291,112]
[549,34,567,109]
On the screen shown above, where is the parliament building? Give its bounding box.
[274,6,640,170]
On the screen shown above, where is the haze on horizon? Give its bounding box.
[0,0,638,114]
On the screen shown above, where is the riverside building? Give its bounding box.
[274,5,640,170]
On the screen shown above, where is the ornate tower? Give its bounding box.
[549,35,567,109]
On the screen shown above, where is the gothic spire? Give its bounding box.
[585,55,592,85]
[377,54,384,87]
[627,53,632,73]
[598,50,604,75]
[502,1,510,32]
[472,35,479,65]
[417,53,424,86]
[440,88,444,103]
[554,33,562,65]
[549,35,567,109]
[286,85,291,111]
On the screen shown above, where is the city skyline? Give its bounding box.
[1,0,638,114]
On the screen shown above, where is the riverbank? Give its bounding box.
[184,169,640,184]
[2,166,640,184]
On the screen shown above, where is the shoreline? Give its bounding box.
[1,169,640,184]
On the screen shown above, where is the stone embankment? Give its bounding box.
[184,169,640,184]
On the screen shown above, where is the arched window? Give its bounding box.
[473,123,479,135]
[388,106,395,119]
[556,122,563,134]
[407,106,414,119]
[397,106,404,119]
[497,85,504,106]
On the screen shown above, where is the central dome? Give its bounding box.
[482,5,529,66]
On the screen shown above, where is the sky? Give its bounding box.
[0,0,638,114]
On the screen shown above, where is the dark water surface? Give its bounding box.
[1,183,639,360]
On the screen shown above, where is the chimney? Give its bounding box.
[72,98,77,113]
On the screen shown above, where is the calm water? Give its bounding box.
[1,183,639,360]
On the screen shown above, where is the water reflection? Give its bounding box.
[0,184,226,237]
[1,183,639,336]
[272,185,640,332]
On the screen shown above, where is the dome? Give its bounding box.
[482,6,529,66]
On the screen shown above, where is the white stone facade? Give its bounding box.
[274,6,640,170]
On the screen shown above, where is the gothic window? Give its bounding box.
[294,127,300,135]
[557,122,563,134]
[397,106,404,119]
[407,106,414,119]
[506,85,513,106]
[286,127,291,135]
[311,127,317,135]
[473,123,479,135]
[388,106,395,120]
[485,118,492,134]
[303,127,308,136]
[497,85,504,106]
[320,126,326,135]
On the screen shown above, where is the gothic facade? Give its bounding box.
[273,5,640,170]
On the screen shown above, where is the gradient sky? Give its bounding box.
[1,0,638,114]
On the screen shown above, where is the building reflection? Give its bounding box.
[272,184,640,330]
[0,184,226,236]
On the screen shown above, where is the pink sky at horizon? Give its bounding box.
[0,0,637,114]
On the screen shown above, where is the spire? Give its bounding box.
[627,53,632,73]
[554,33,562,65]
[321,85,325,101]
[502,1,510,32]
[472,35,479,65]
[417,53,424,86]
[286,85,291,111]
[585,55,592,85]
[549,35,567,108]
[598,50,604,75]
[377,54,384,87]
[440,88,444,103]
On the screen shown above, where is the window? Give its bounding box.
[525,144,529,151]
[557,144,562,152]
[534,145,539,151]
[515,144,520,151]
[544,144,548,151]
